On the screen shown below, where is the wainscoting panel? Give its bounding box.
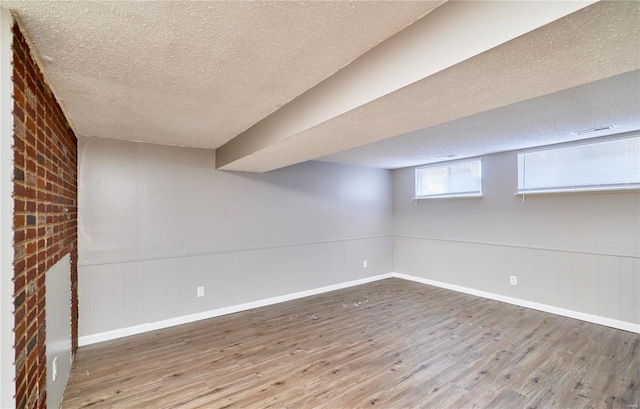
[78,236,393,340]
[394,236,640,326]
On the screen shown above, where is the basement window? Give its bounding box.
[517,134,640,195]
[415,158,482,199]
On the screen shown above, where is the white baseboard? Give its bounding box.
[78,273,394,346]
[393,272,640,334]
[79,271,639,346]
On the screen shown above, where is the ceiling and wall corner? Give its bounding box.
[2,0,639,174]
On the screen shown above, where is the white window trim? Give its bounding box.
[415,158,482,200]
[514,185,640,196]
[516,133,640,196]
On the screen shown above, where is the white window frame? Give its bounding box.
[415,158,482,199]
[516,134,640,195]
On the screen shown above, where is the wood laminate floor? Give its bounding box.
[62,278,640,408]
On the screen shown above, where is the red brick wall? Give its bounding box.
[12,23,78,409]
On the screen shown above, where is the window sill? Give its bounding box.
[414,193,483,200]
[515,187,640,196]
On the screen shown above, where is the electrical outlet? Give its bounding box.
[362,260,368,268]
[52,356,58,382]
[197,286,204,297]
[510,275,517,286]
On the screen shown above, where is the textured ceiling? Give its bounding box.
[214,1,594,169]
[4,1,639,172]
[218,1,640,172]
[320,70,640,169]
[4,0,440,148]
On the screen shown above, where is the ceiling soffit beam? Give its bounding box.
[257,1,639,173]
[216,0,595,172]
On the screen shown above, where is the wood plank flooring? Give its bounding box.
[62,278,640,408]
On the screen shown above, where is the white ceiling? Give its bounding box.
[320,70,640,169]
[4,0,440,147]
[4,1,639,173]
[215,1,639,172]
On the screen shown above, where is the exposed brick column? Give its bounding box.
[12,23,78,409]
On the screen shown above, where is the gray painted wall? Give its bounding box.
[46,255,72,409]
[78,138,393,338]
[393,150,640,324]
[78,138,640,341]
